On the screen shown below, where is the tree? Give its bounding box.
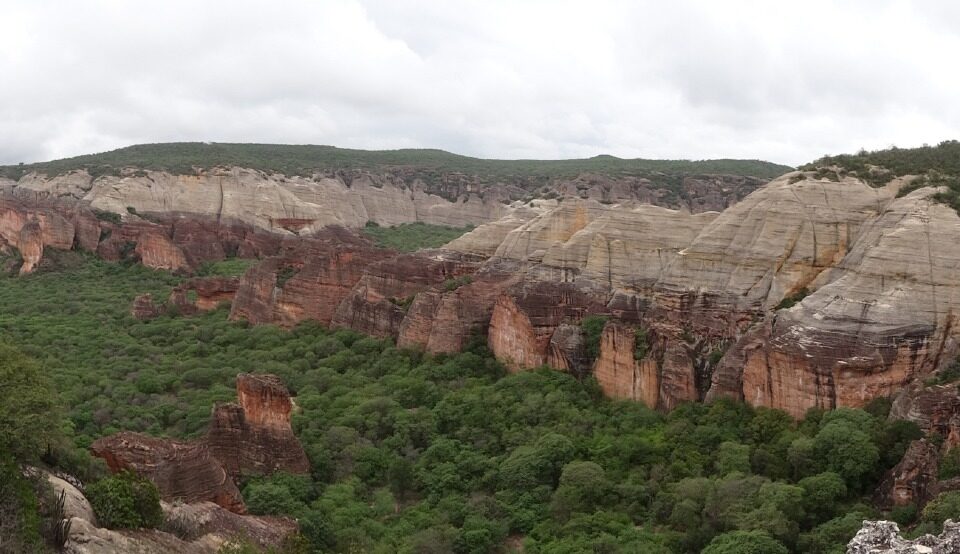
[813,422,879,489]
[0,342,62,461]
[715,441,751,475]
[86,471,163,529]
[550,461,611,519]
[798,472,847,524]
[701,530,788,554]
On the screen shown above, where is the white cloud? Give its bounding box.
[1,0,958,166]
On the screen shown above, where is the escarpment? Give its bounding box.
[91,373,307,513]
[9,148,960,428]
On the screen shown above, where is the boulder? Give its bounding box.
[847,520,960,553]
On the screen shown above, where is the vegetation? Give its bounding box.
[362,221,475,252]
[581,315,609,362]
[634,328,650,361]
[0,254,937,552]
[775,288,809,311]
[195,258,258,277]
[0,142,792,183]
[443,275,473,292]
[86,471,163,529]
[802,141,960,214]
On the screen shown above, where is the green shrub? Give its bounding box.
[633,328,649,361]
[581,316,608,362]
[86,471,163,529]
[775,288,809,310]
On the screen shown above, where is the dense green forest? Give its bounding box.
[2,251,957,553]
[0,142,791,183]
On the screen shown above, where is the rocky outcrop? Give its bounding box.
[331,250,485,339]
[207,374,310,479]
[229,233,394,327]
[90,432,246,513]
[169,277,241,314]
[488,280,608,372]
[396,263,524,353]
[891,384,960,443]
[17,219,43,274]
[131,293,164,320]
[90,373,307,514]
[875,439,941,509]
[708,185,960,417]
[847,520,960,553]
[65,500,297,554]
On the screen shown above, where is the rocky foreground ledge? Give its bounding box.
[847,520,960,553]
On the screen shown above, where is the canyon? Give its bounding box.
[4,160,960,425]
[7,146,960,542]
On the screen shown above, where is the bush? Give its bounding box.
[86,471,163,529]
[633,328,649,361]
[701,530,788,554]
[581,316,608,362]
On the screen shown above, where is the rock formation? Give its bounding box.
[90,432,246,513]
[131,293,163,320]
[90,373,307,513]
[63,494,296,554]
[875,439,941,509]
[206,373,310,478]
[846,520,960,553]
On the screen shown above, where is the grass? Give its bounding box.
[361,221,474,252]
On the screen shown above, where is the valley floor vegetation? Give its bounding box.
[1,251,956,553]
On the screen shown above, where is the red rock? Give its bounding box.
[136,230,189,272]
[487,280,607,372]
[593,321,659,408]
[397,264,523,354]
[331,251,484,338]
[17,220,43,275]
[131,293,163,320]
[91,373,308,514]
[875,439,940,510]
[206,374,310,478]
[90,431,246,513]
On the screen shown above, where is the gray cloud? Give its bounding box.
[1,0,958,166]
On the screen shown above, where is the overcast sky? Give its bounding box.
[2,1,959,167]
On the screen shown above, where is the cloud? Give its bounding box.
[1,0,958,166]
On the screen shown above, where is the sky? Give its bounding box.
[2,0,959,167]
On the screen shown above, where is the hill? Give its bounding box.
[0,142,792,183]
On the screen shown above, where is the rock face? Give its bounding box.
[331,250,485,339]
[5,167,766,236]
[593,322,659,407]
[90,432,246,513]
[847,520,960,554]
[229,230,394,327]
[207,373,310,478]
[90,373,307,513]
[875,439,941,509]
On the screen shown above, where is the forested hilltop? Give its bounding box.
[0,142,791,183]
[1,247,954,554]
